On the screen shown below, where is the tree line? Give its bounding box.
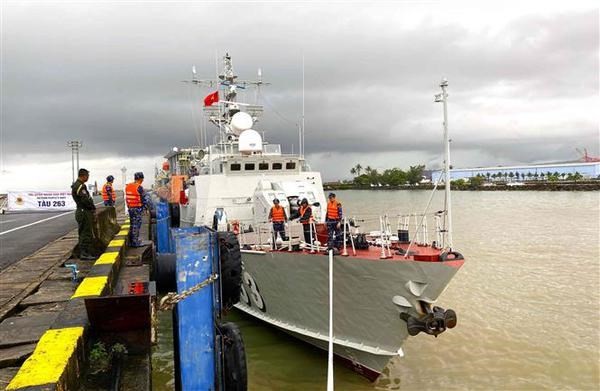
[349,164,425,186]
[471,171,585,182]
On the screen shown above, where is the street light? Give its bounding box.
[67,141,83,183]
[121,166,127,190]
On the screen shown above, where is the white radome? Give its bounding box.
[238,129,262,153]
[231,112,254,135]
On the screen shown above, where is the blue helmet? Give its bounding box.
[134,172,144,180]
[106,175,114,182]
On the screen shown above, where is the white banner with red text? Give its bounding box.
[7,191,76,212]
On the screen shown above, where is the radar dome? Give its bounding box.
[238,129,262,154]
[231,112,253,135]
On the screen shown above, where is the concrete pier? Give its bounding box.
[0,205,155,390]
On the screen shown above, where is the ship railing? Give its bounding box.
[347,212,447,249]
[238,221,306,252]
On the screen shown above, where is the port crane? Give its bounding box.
[575,148,600,162]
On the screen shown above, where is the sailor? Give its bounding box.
[268,198,287,249]
[101,175,116,206]
[298,198,314,245]
[125,172,151,247]
[71,168,97,260]
[325,193,343,250]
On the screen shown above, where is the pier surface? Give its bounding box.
[0,200,153,391]
[0,196,103,270]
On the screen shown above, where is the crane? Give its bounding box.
[575,148,600,162]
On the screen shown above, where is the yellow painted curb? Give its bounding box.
[71,276,108,298]
[6,327,84,389]
[116,229,129,236]
[94,251,120,265]
[121,224,130,229]
[108,239,126,247]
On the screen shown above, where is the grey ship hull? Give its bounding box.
[235,250,462,380]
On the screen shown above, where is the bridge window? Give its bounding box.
[259,163,269,171]
[272,163,282,170]
[245,163,256,171]
[286,162,296,170]
[230,163,241,171]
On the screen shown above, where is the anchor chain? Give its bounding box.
[159,273,219,311]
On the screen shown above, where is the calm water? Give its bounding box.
[152,190,600,390]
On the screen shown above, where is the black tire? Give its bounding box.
[169,203,180,228]
[217,232,242,309]
[218,322,247,391]
[154,253,177,293]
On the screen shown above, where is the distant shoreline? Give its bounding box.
[323,181,600,191]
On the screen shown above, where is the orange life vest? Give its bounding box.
[102,183,116,201]
[326,200,340,220]
[125,182,142,208]
[270,206,285,222]
[299,205,312,224]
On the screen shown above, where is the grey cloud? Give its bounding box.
[1,3,598,169]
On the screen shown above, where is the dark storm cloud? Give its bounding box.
[1,3,598,167]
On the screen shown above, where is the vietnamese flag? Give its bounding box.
[204,91,219,106]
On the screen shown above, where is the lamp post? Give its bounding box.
[121,167,127,190]
[67,141,83,183]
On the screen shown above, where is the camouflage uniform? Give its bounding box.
[128,187,152,247]
[71,179,96,257]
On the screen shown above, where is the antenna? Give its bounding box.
[435,78,452,249]
[301,54,305,159]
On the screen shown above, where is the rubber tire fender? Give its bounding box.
[217,232,242,309]
[154,252,176,293]
[218,321,247,391]
[169,203,180,228]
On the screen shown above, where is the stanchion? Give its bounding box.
[309,222,315,254]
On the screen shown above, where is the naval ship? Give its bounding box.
[162,53,464,381]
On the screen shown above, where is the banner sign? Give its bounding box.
[7,191,76,212]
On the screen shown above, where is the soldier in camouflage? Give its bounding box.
[71,168,97,260]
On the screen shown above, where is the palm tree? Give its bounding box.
[486,172,491,182]
[350,167,357,176]
[515,172,520,181]
[560,172,566,180]
[355,164,363,176]
[508,172,514,182]
[527,172,533,181]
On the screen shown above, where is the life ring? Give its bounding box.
[439,251,464,261]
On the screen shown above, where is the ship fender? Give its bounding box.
[218,321,247,391]
[169,203,180,228]
[439,251,464,261]
[153,253,177,292]
[218,231,242,309]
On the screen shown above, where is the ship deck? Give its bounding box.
[268,242,464,268]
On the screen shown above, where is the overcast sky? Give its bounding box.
[1,1,598,190]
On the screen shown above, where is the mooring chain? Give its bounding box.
[159,273,219,311]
